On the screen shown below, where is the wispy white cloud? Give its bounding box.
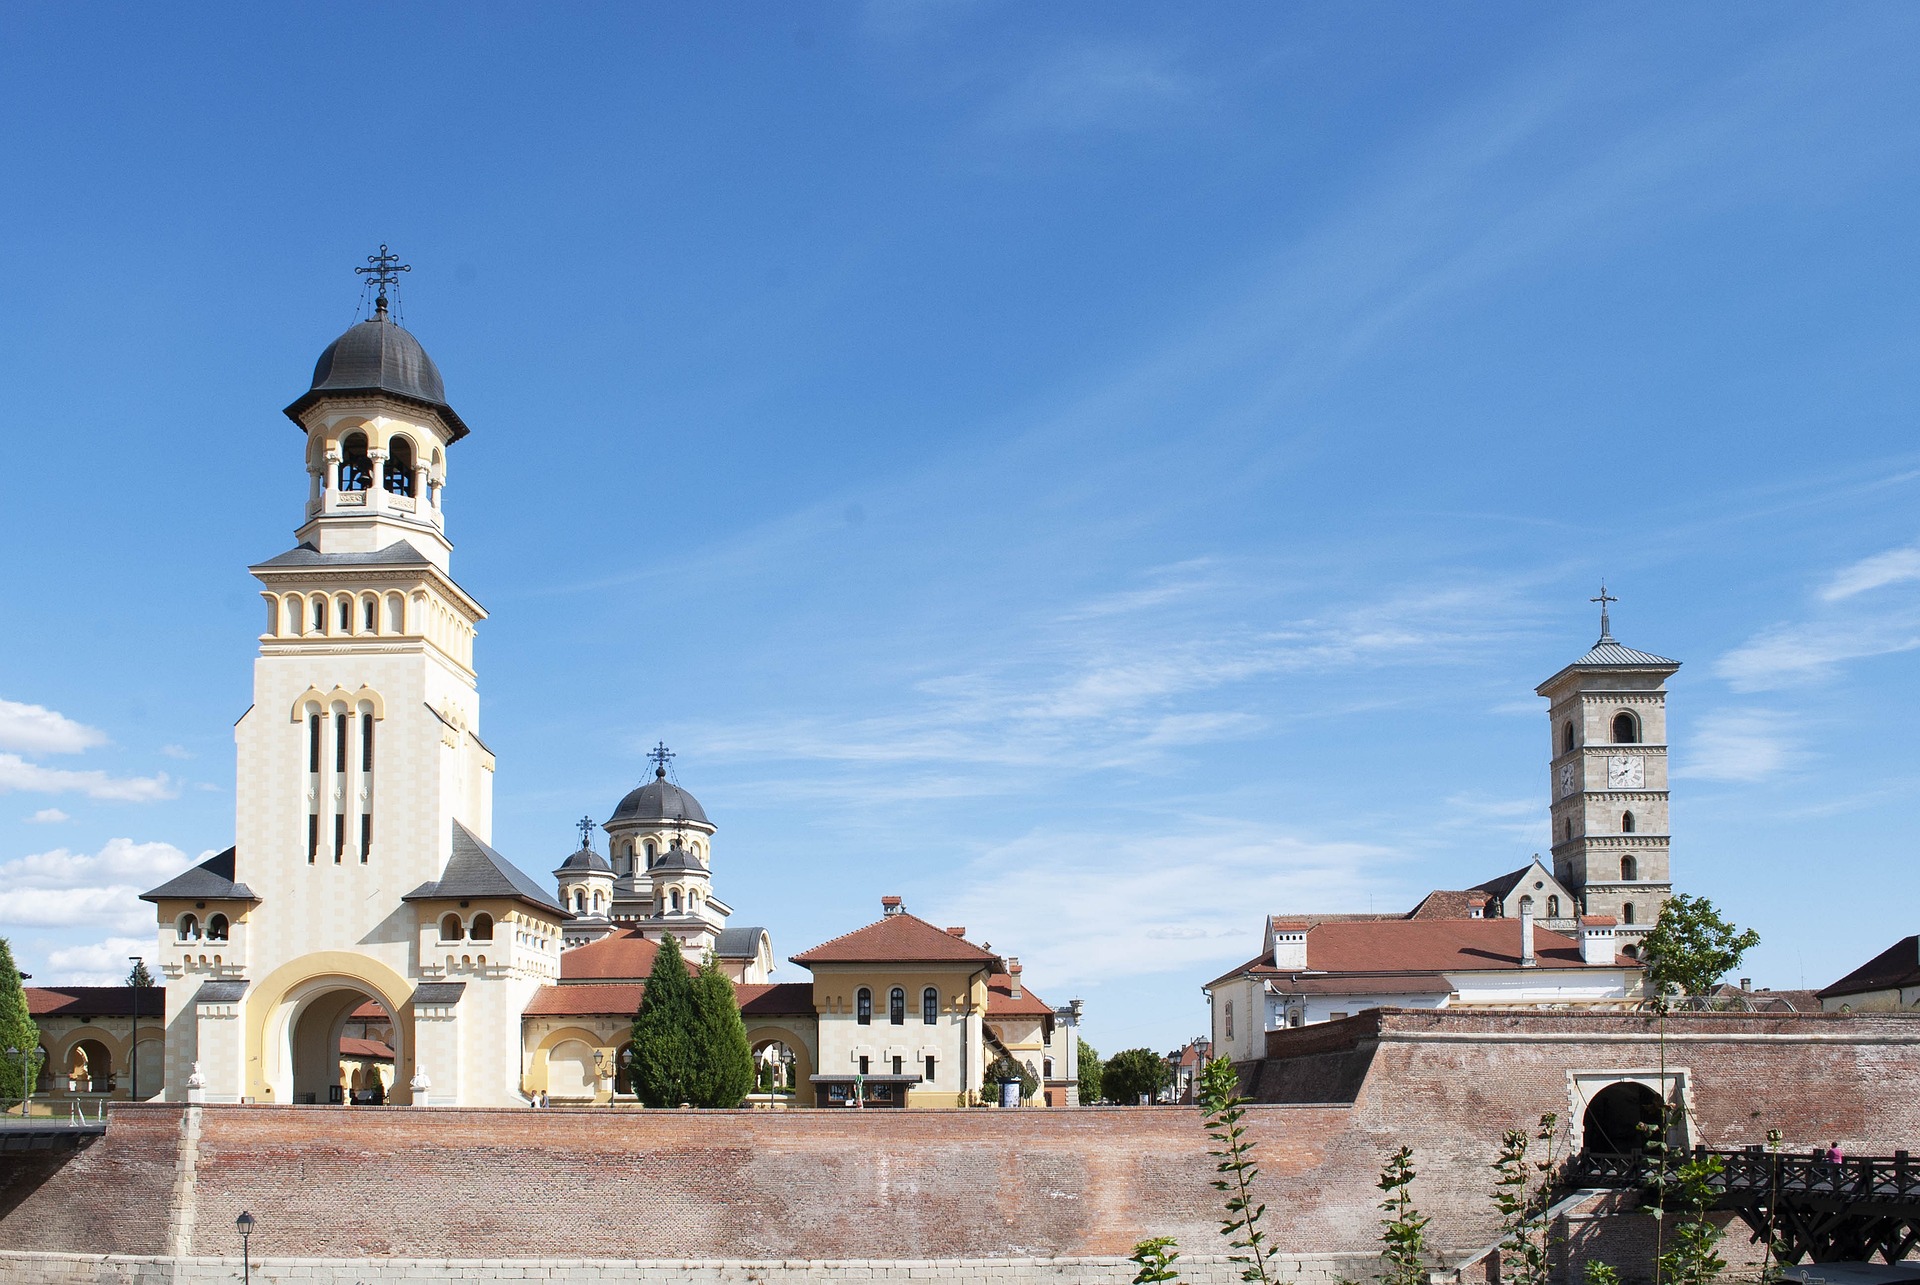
[1714,622,1920,692]
[928,823,1399,989]
[159,744,194,761]
[26,808,68,823]
[0,754,176,802]
[983,42,1198,135]
[0,838,194,935]
[1439,793,1547,843]
[0,699,108,755]
[1821,543,1920,601]
[45,935,155,987]
[1675,709,1798,783]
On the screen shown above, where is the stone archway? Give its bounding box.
[1582,1081,1665,1154]
[250,953,415,1106]
[287,983,399,1105]
[744,1024,814,1095]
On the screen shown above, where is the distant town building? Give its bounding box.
[1818,935,1920,1012]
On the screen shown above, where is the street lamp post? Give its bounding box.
[235,1211,254,1285]
[127,957,142,1103]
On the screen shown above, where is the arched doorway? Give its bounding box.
[67,1039,113,1094]
[1582,1081,1666,1154]
[547,1040,597,1102]
[285,984,399,1105]
[751,1038,800,1094]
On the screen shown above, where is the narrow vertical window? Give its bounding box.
[924,1055,936,1083]
[922,987,938,1025]
[1622,903,1636,925]
[313,598,326,632]
[309,714,321,773]
[892,1055,903,1075]
[858,1055,870,1076]
[361,813,372,862]
[335,713,347,773]
[362,716,374,771]
[308,814,319,864]
[338,599,350,632]
[334,814,345,863]
[889,987,905,1025]
[363,598,376,632]
[856,988,872,1025]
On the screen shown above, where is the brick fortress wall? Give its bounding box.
[3,1009,1916,1283]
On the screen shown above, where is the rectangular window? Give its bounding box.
[362,716,374,772]
[335,713,348,773]
[308,714,321,772]
[308,813,319,863]
[1225,1001,1233,1039]
[858,1055,869,1076]
[1329,1011,1349,1021]
[360,813,372,863]
[891,1055,903,1076]
[334,814,345,863]
[924,1056,936,1084]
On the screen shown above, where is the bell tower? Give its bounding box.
[1535,588,1679,952]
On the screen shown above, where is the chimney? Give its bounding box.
[1008,958,1023,998]
[881,895,903,917]
[1519,903,1536,967]
[1578,915,1617,966]
[1270,922,1308,970]
[1740,978,1752,993]
[946,926,966,937]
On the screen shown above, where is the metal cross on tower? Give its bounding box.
[1590,583,1618,640]
[576,815,597,849]
[648,742,675,776]
[355,244,410,311]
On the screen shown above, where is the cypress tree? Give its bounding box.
[689,953,753,1108]
[0,938,41,1103]
[126,958,156,988]
[630,934,698,1107]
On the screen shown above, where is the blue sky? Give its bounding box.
[2,5,1918,1055]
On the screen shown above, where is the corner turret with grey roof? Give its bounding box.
[405,821,568,917]
[142,847,260,904]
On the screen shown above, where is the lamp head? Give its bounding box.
[235,1211,255,1236]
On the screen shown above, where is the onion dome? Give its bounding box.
[608,766,711,829]
[283,297,470,440]
[552,844,612,878]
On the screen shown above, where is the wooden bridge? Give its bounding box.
[1565,1146,1920,1265]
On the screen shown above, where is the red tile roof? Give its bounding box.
[986,972,1052,1017]
[339,1036,394,1061]
[348,1000,390,1020]
[524,983,646,1017]
[738,982,815,1017]
[791,912,999,967]
[1212,918,1637,988]
[560,928,662,982]
[25,987,164,1019]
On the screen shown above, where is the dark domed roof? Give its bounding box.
[649,841,705,873]
[608,768,711,829]
[283,301,470,440]
[552,844,612,877]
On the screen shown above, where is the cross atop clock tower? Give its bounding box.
[1535,591,1680,952]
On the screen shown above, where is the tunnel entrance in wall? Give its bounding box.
[1582,1080,1666,1154]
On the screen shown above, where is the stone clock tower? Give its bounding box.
[1535,591,1679,952]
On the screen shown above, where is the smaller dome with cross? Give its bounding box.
[553,844,611,877]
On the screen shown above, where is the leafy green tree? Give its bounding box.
[1640,893,1761,1002]
[1490,1113,1567,1285]
[1198,1055,1275,1284]
[126,958,155,988]
[1377,1146,1430,1285]
[689,953,753,1108]
[630,934,698,1106]
[0,938,40,1102]
[1077,1037,1103,1105]
[1104,1047,1172,1104]
[1130,1236,1182,1283]
[1657,1152,1728,1285]
[983,1050,1039,1100]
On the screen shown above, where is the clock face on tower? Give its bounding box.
[1608,755,1644,789]
[1559,763,1575,797]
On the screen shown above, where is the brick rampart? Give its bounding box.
[3,1009,1915,1284]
